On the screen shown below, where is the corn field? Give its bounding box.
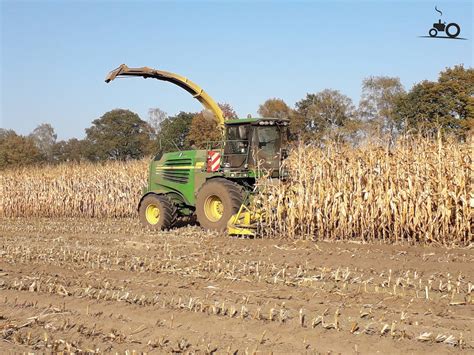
[0,160,148,218]
[1,137,472,246]
[256,137,473,246]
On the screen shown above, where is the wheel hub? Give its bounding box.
[204,195,224,222]
[145,204,160,225]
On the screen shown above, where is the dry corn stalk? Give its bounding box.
[254,136,472,246]
[0,136,471,246]
[0,159,147,218]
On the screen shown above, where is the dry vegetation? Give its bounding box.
[1,137,472,246]
[257,136,472,246]
[1,160,147,218]
[0,219,473,353]
[0,136,473,353]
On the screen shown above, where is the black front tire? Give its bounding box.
[429,28,437,37]
[138,194,177,230]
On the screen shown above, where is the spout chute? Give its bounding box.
[105,64,225,128]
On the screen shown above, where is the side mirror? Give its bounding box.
[154,151,164,161]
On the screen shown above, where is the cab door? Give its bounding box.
[252,125,283,174]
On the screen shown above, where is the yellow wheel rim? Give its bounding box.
[145,204,160,225]
[204,195,224,222]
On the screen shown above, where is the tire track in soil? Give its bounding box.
[1,218,472,353]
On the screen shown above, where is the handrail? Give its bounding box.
[105,64,225,129]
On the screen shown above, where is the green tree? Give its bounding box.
[295,89,358,142]
[0,130,43,169]
[52,138,91,162]
[156,111,196,152]
[29,123,57,162]
[85,109,153,161]
[394,65,474,138]
[359,76,406,141]
[258,98,292,119]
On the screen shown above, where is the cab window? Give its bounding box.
[256,126,281,154]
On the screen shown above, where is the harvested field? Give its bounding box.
[1,218,473,353]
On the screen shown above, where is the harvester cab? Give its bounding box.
[105,64,288,236]
[217,117,289,177]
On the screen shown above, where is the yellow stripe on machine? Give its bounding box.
[156,166,196,170]
[155,162,205,171]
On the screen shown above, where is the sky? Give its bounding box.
[1,0,472,140]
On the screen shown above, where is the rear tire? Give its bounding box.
[446,23,460,38]
[139,194,177,230]
[196,179,243,231]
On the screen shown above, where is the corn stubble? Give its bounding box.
[1,137,471,246]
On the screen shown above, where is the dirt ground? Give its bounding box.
[0,218,472,354]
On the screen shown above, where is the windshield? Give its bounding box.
[227,125,249,141]
[225,125,250,155]
[257,126,281,154]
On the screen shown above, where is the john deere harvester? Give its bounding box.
[105,64,288,235]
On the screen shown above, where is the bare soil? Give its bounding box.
[1,218,472,354]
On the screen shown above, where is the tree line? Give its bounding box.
[1,65,472,169]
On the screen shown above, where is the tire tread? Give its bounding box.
[139,194,177,230]
[195,178,244,231]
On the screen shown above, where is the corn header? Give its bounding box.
[105,64,288,235]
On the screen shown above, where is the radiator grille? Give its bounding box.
[160,158,192,184]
